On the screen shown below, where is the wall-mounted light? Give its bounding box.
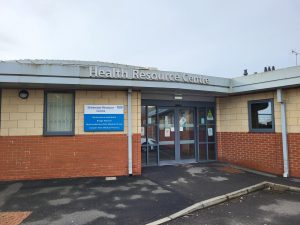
[19,89,29,99]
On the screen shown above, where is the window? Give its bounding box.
[248,99,274,132]
[141,105,158,166]
[44,91,75,135]
[198,106,216,160]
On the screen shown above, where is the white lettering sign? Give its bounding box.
[88,66,209,85]
[84,105,124,114]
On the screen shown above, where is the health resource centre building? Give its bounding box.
[0,60,299,181]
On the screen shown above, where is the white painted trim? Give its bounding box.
[277,89,289,177]
[127,89,133,176]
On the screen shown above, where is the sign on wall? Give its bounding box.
[86,66,210,85]
[84,105,124,132]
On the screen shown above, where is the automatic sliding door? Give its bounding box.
[158,108,176,161]
[141,102,216,166]
[179,108,195,160]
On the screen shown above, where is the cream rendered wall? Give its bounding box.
[0,89,44,136]
[216,91,281,133]
[284,87,300,133]
[0,89,141,136]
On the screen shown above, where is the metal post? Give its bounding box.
[277,89,289,177]
[292,50,299,66]
[127,89,133,176]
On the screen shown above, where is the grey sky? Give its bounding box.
[0,0,299,77]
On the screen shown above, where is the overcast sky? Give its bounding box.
[0,0,299,77]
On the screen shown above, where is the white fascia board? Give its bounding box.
[231,66,300,93]
[0,62,80,77]
[0,75,230,94]
[1,61,300,94]
[0,62,231,94]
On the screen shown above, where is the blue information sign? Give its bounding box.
[84,105,124,132]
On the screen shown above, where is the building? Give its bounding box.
[0,60,299,181]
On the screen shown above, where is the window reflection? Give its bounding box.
[250,100,274,130]
[142,104,217,165]
[198,107,216,161]
[141,106,158,166]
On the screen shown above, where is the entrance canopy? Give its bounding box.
[1,60,299,95]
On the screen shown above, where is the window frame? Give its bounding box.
[248,98,275,133]
[43,90,75,136]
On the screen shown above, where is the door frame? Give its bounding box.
[141,100,216,166]
[157,106,176,164]
[176,106,197,162]
[157,106,197,165]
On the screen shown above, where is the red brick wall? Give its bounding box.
[288,133,300,178]
[217,132,283,175]
[0,134,141,181]
[217,132,300,178]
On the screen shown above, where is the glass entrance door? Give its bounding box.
[158,107,196,164]
[179,108,195,160]
[158,107,176,161]
[141,102,216,166]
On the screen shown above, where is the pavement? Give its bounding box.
[0,162,299,225]
[166,189,300,225]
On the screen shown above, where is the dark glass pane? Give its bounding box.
[148,145,158,165]
[179,108,195,160]
[158,108,175,161]
[198,108,206,125]
[141,149,147,166]
[251,101,273,129]
[208,143,216,160]
[158,108,175,143]
[147,106,157,125]
[141,106,146,126]
[207,125,215,142]
[199,143,207,160]
[179,108,195,141]
[199,125,206,142]
[206,107,215,125]
[180,144,195,159]
[159,145,175,161]
[147,125,157,144]
[141,125,147,165]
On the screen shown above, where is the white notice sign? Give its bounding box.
[201,118,205,124]
[141,127,145,136]
[208,128,213,136]
[179,117,187,126]
[165,128,171,137]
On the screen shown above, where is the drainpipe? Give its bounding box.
[127,89,133,176]
[277,89,289,177]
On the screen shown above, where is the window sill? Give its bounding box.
[248,130,275,133]
[43,132,75,137]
